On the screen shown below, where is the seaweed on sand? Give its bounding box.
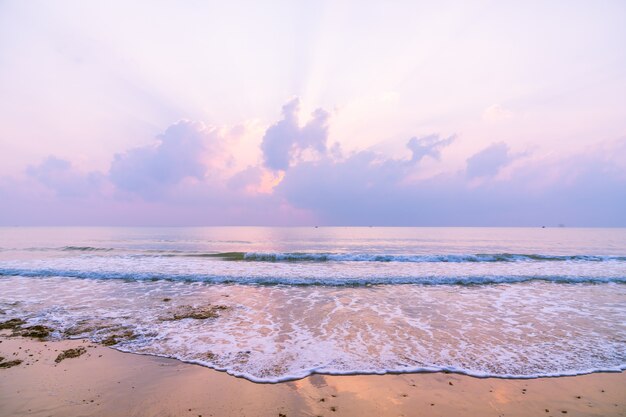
[55,347,87,363]
[161,304,230,321]
[0,359,23,368]
[0,318,53,340]
[101,330,137,346]
[0,318,25,330]
[19,325,52,339]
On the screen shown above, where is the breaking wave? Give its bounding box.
[0,267,624,286]
[62,246,115,252]
[200,251,626,263]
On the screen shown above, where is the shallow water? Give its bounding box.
[1,227,625,382]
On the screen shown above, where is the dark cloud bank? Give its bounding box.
[1,100,625,226]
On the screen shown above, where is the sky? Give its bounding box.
[0,0,625,226]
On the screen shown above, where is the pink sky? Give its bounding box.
[1,1,625,226]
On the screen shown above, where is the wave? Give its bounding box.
[62,246,115,252]
[1,267,624,286]
[197,251,626,263]
[11,247,626,263]
[128,353,626,383]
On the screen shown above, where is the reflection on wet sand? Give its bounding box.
[3,336,624,417]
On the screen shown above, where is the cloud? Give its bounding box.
[261,98,330,171]
[272,133,456,219]
[466,142,513,178]
[277,138,626,226]
[277,136,457,224]
[109,120,213,196]
[2,99,625,227]
[26,156,104,197]
[407,134,455,163]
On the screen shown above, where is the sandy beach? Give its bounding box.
[3,0,626,412]
[1,335,624,417]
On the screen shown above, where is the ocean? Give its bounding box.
[0,226,625,382]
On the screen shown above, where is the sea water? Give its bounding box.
[0,227,624,382]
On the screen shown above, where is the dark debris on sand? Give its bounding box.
[19,325,52,339]
[0,318,53,340]
[161,304,230,321]
[63,322,105,337]
[55,347,87,363]
[0,358,23,368]
[101,331,137,346]
[0,318,26,330]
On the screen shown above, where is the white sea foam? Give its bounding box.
[1,227,625,383]
[1,248,625,285]
[1,266,626,285]
[240,252,626,263]
[1,276,625,383]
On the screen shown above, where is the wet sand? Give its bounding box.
[1,335,625,417]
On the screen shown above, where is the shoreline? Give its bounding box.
[1,335,625,417]
[114,346,626,384]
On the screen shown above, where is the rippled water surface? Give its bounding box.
[1,227,625,382]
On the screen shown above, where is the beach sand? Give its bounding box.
[1,335,624,417]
